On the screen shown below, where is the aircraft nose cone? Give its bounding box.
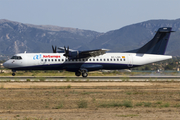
[3,62,9,68]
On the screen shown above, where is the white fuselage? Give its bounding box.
[3,52,172,72]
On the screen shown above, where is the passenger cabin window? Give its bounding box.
[11,56,22,60]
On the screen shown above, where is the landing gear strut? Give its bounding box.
[12,70,16,76]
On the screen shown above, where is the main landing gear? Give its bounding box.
[75,69,88,78]
[75,71,81,77]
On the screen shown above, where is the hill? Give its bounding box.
[0,19,180,59]
[0,19,101,56]
[88,19,180,56]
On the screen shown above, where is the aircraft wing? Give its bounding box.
[80,49,109,58]
[57,46,109,59]
[58,47,77,52]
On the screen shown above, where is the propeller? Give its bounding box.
[63,46,70,58]
[52,45,57,53]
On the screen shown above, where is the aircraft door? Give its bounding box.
[127,54,133,67]
[40,58,46,65]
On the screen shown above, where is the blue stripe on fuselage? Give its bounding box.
[11,63,140,72]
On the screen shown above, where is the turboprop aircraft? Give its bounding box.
[3,27,174,77]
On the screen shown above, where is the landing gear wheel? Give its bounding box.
[82,72,88,78]
[12,73,15,76]
[75,71,81,77]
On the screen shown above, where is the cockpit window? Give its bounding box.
[11,56,22,60]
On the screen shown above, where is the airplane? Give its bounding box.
[3,27,174,77]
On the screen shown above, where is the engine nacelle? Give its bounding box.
[68,51,80,59]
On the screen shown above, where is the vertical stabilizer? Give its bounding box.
[127,27,174,55]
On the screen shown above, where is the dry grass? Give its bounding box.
[0,81,180,119]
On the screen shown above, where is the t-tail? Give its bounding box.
[127,27,174,55]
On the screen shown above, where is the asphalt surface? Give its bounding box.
[0,76,180,82]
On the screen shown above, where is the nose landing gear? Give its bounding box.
[12,73,16,76]
[12,70,16,76]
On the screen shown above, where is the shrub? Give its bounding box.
[161,103,170,108]
[53,103,63,109]
[77,99,88,108]
[39,77,46,82]
[144,102,151,107]
[174,104,180,107]
[67,85,71,89]
[122,100,133,108]
[156,101,162,104]
[99,101,122,108]
[135,102,143,106]
[99,100,132,108]
[26,79,30,82]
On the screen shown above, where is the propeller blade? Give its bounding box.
[52,45,56,53]
[64,46,66,53]
[63,46,70,58]
[55,46,57,53]
[67,46,69,54]
[58,47,64,51]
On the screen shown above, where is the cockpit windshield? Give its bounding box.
[11,56,22,60]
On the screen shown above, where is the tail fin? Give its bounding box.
[128,27,174,55]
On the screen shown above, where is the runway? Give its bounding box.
[0,76,180,82]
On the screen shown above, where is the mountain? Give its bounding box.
[0,19,101,56]
[0,19,180,59]
[87,19,180,56]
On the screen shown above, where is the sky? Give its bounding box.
[0,0,180,32]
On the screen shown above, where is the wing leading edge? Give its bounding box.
[80,49,109,57]
[57,47,109,59]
